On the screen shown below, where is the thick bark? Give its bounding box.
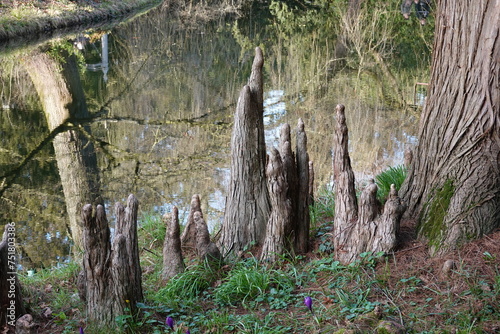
[218,47,271,257]
[0,224,26,329]
[333,105,358,259]
[279,124,298,243]
[24,52,102,252]
[404,148,413,167]
[295,118,310,253]
[309,160,315,206]
[195,211,222,266]
[333,105,405,263]
[260,148,293,262]
[163,206,185,280]
[180,194,202,254]
[81,194,143,327]
[400,0,500,254]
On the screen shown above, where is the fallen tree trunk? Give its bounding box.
[332,105,406,263]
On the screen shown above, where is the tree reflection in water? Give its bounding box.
[0,4,424,269]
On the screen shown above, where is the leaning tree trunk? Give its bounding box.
[218,47,271,257]
[0,224,26,329]
[24,52,102,252]
[400,0,500,254]
[333,105,406,263]
[81,194,143,327]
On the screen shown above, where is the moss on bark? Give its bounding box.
[418,178,455,253]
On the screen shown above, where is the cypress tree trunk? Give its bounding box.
[180,194,202,254]
[162,206,185,281]
[332,104,359,260]
[309,160,315,206]
[81,194,143,327]
[261,148,293,262]
[295,118,310,253]
[400,0,500,254]
[218,47,271,257]
[279,124,298,244]
[24,52,102,252]
[333,105,405,263]
[195,211,222,266]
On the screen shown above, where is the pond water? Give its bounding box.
[0,5,424,270]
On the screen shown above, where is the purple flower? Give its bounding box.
[186,331,191,334]
[304,296,313,311]
[166,316,174,329]
[79,327,84,334]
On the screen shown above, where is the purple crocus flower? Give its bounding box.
[304,296,313,312]
[186,331,191,334]
[79,327,84,334]
[166,316,175,329]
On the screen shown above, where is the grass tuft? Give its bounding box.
[375,165,407,203]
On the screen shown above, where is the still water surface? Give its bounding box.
[0,5,422,269]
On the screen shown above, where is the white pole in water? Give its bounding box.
[101,33,109,83]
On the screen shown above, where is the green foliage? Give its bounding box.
[214,257,295,309]
[19,262,85,332]
[269,0,433,65]
[375,164,407,203]
[315,222,335,254]
[19,224,500,334]
[269,0,336,36]
[47,41,86,73]
[310,186,335,254]
[139,211,166,248]
[233,312,293,334]
[310,185,335,227]
[216,259,270,303]
[336,287,379,320]
[155,263,217,306]
[20,261,80,286]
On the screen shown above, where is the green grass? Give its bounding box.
[375,164,407,203]
[310,185,335,230]
[18,195,500,334]
[156,263,216,305]
[0,0,161,41]
[213,257,296,309]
